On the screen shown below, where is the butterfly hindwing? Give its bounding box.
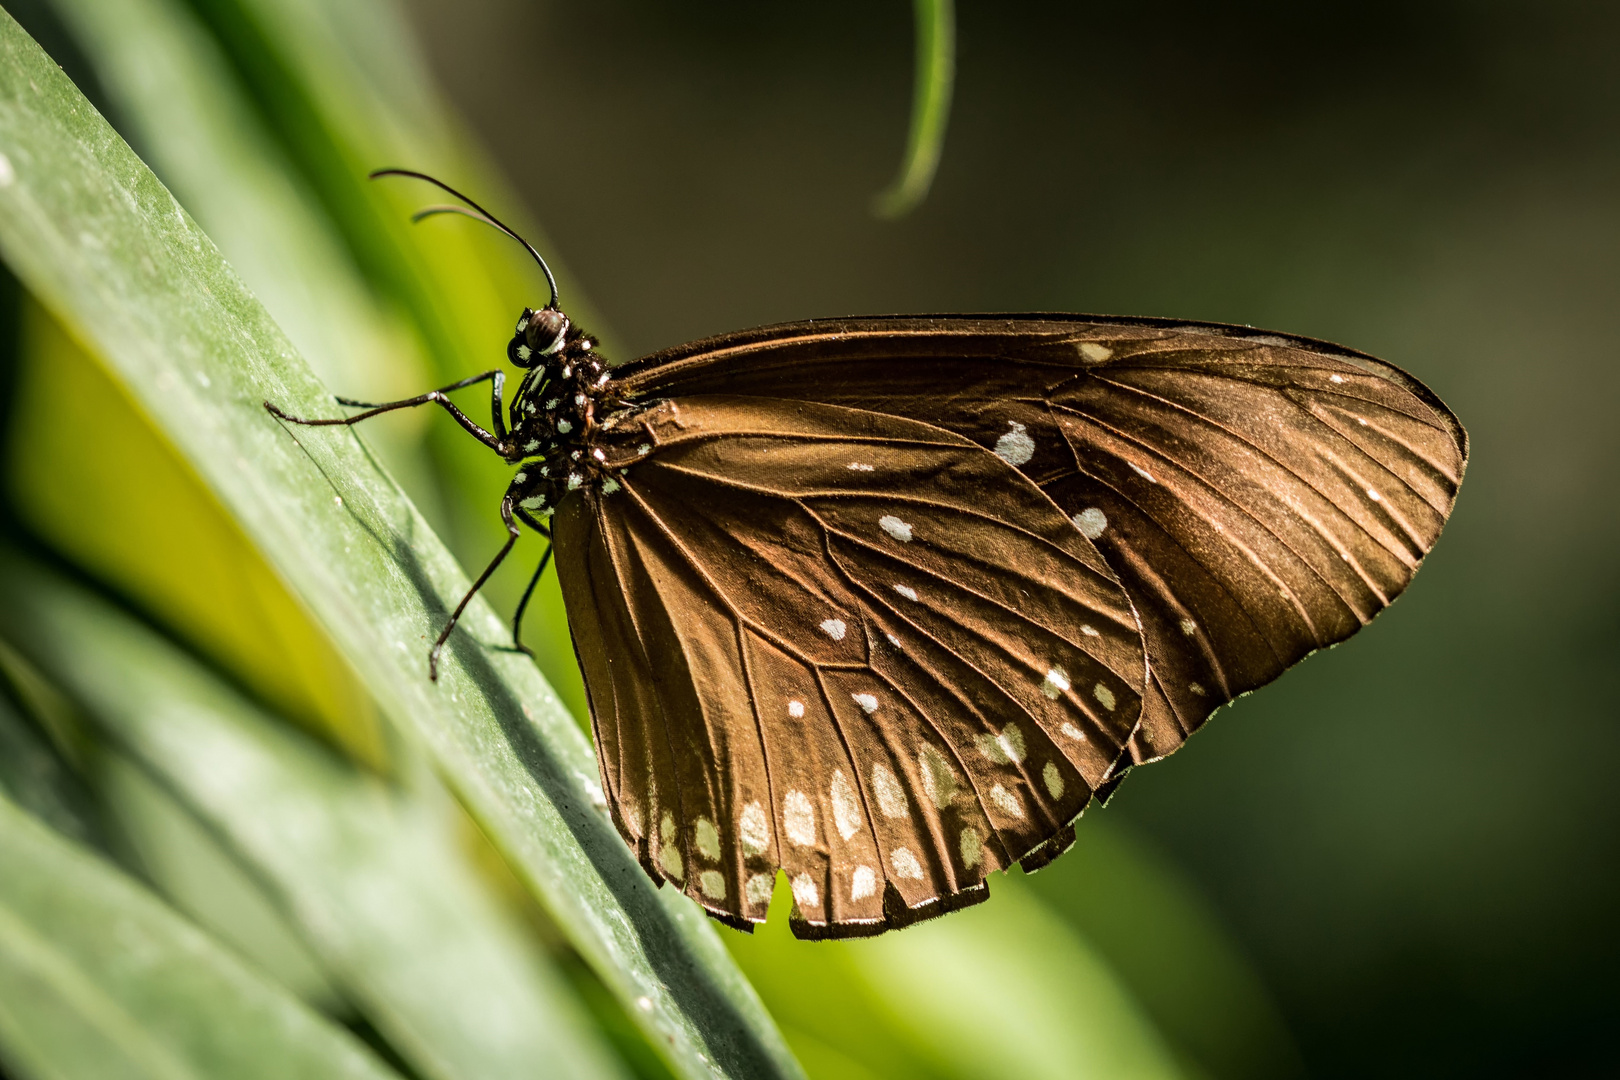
[613,315,1467,763]
[554,395,1146,936]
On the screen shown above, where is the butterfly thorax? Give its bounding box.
[501,307,622,519]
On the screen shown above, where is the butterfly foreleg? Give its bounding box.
[428,493,523,680]
[265,369,509,453]
[510,506,553,656]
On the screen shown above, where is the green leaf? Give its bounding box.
[9,285,391,771]
[0,13,799,1080]
[872,0,955,219]
[99,753,350,1013]
[0,551,629,1080]
[0,685,103,851]
[0,790,400,1080]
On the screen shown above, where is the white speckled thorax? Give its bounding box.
[501,312,618,518]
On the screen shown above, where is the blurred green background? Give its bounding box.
[0,1,1615,1078]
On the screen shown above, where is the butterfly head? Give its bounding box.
[509,306,571,367]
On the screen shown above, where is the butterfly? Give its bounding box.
[269,172,1468,939]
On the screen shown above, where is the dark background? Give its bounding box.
[400,2,1620,1075]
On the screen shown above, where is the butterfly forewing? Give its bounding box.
[613,315,1467,764]
[1043,339,1463,757]
[555,395,1145,936]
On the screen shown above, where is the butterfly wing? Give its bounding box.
[554,395,1146,937]
[613,315,1468,763]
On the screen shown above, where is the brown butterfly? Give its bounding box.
[269,172,1467,939]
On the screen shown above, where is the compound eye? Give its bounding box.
[524,308,570,355]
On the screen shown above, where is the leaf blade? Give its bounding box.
[0,792,400,1080]
[872,0,955,220]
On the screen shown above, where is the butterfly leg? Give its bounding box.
[265,369,508,452]
[428,493,521,680]
[510,508,553,657]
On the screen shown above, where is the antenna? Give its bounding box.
[369,168,559,310]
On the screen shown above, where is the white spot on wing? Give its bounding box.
[1060,721,1087,742]
[557,419,572,433]
[891,848,924,880]
[994,421,1036,466]
[1073,507,1108,539]
[1080,624,1100,637]
[783,790,817,846]
[1043,762,1065,800]
[851,865,877,900]
[990,784,1024,819]
[852,692,879,714]
[893,584,918,601]
[746,873,775,906]
[1330,373,1345,384]
[791,873,819,909]
[1189,682,1207,697]
[658,812,683,880]
[873,764,908,818]
[975,724,1027,765]
[1041,666,1070,700]
[694,818,720,860]
[1093,683,1117,711]
[885,633,902,648]
[787,699,805,719]
[1128,461,1156,483]
[819,618,847,641]
[959,827,982,868]
[918,745,959,809]
[1181,617,1198,636]
[879,515,913,542]
[739,802,769,856]
[847,462,874,471]
[831,770,862,840]
[1367,488,1381,502]
[700,870,726,900]
[1079,342,1113,362]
